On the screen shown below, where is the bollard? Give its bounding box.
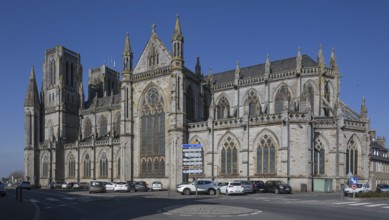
[19,187,23,201]
[340,184,344,200]
[16,187,19,200]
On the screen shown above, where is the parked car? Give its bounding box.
[251,180,265,193]
[233,180,254,193]
[344,184,371,195]
[219,182,245,195]
[135,181,148,192]
[114,181,135,192]
[49,182,66,189]
[376,184,389,192]
[65,182,78,189]
[62,183,68,189]
[151,181,163,191]
[176,179,219,195]
[102,181,115,191]
[19,181,32,190]
[214,182,228,187]
[78,182,90,189]
[264,180,292,194]
[89,181,106,193]
[0,182,6,196]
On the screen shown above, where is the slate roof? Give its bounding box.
[85,93,121,109]
[212,55,317,84]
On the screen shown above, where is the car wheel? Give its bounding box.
[208,189,216,195]
[183,188,191,195]
[275,188,280,194]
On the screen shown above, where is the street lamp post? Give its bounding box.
[287,100,290,185]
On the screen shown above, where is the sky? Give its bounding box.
[0,0,388,178]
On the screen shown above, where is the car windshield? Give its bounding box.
[277,181,287,185]
[230,183,241,186]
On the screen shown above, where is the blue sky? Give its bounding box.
[0,0,388,178]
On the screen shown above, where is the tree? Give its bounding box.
[8,170,24,180]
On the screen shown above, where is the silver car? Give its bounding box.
[233,180,254,193]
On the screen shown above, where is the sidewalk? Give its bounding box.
[0,189,38,220]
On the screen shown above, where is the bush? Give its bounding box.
[355,191,389,198]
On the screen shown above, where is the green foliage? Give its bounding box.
[354,191,389,198]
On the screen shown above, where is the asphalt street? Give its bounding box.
[1,189,389,220]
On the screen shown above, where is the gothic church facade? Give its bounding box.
[24,17,379,191]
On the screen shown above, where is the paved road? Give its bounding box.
[2,189,389,220]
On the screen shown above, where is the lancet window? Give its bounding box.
[140,87,165,177]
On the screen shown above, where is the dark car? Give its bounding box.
[135,181,148,192]
[264,180,292,194]
[0,182,6,196]
[125,181,136,192]
[376,184,389,192]
[89,181,106,193]
[251,180,265,193]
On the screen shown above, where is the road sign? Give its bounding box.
[350,177,358,184]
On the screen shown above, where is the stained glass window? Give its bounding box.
[140,87,165,177]
[257,133,277,174]
[220,136,238,175]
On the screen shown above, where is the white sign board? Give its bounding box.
[182,144,203,174]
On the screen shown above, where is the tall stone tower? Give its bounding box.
[120,33,135,181]
[40,46,83,182]
[24,66,40,186]
[169,15,185,185]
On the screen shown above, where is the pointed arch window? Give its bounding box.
[302,83,315,113]
[83,154,91,178]
[116,157,121,177]
[65,61,69,86]
[148,46,159,66]
[140,87,165,177]
[220,136,238,175]
[68,154,76,177]
[346,137,358,175]
[70,63,74,87]
[42,156,49,178]
[216,96,230,119]
[50,59,56,85]
[314,136,325,175]
[113,113,121,138]
[324,81,331,116]
[99,152,108,177]
[83,118,92,139]
[256,133,276,174]
[275,85,291,113]
[246,89,261,116]
[186,87,195,121]
[98,115,108,138]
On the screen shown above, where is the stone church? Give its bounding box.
[24,16,383,191]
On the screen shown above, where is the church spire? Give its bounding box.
[122,32,133,76]
[195,56,201,76]
[24,65,40,107]
[317,44,326,68]
[171,15,184,68]
[296,47,302,73]
[234,60,240,87]
[265,53,271,75]
[360,96,368,120]
[172,15,184,42]
[330,47,338,70]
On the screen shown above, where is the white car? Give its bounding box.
[344,184,371,195]
[219,182,245,195]
[114,182,129,192]
[176,179,219,195]
[62,183,68,189]
[103,181,115,191]
[151,181,163,191]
